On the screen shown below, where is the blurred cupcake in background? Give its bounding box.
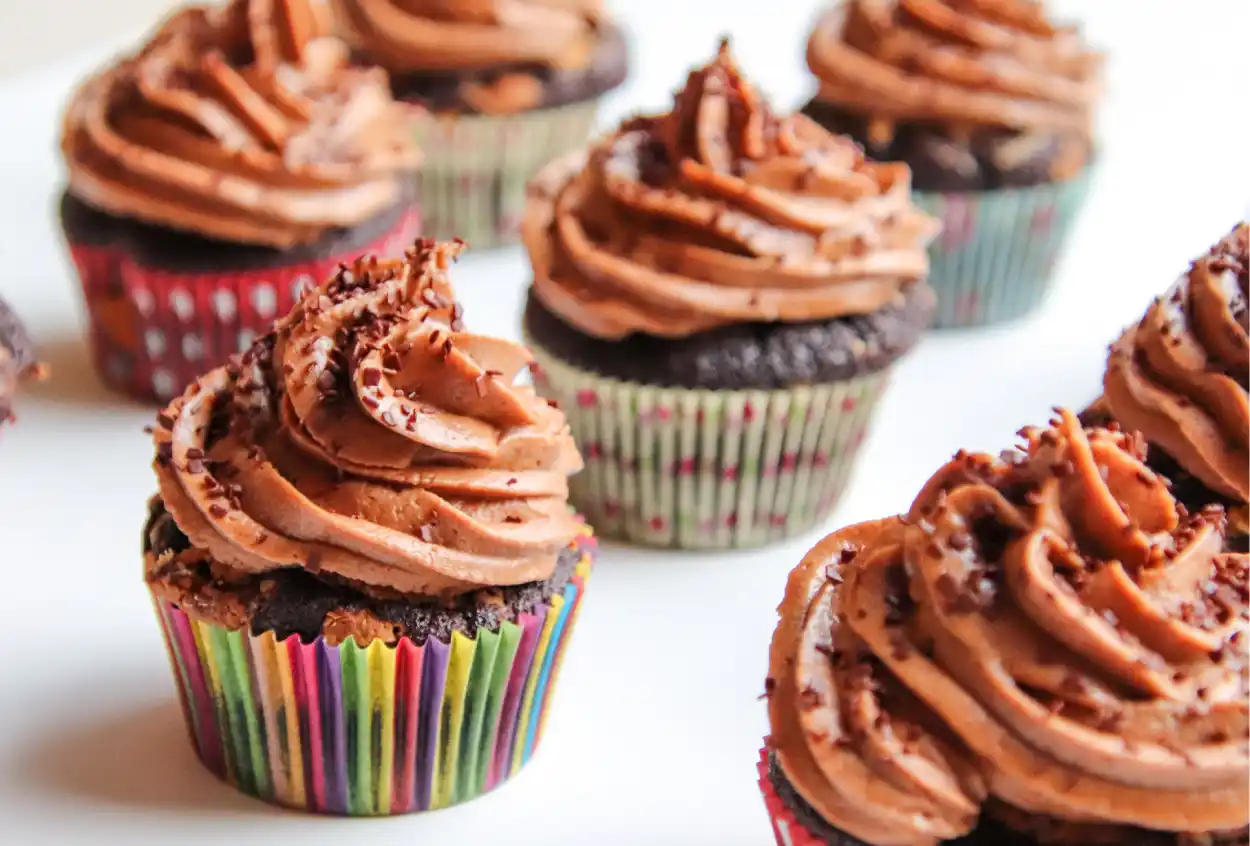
[1092,222,1248,549]
[805,0,1102,327]
[60,0,421,403]
[0,296,44,430]
[333,0,628,249]
[146,239,595,814]
[522,41,939,549]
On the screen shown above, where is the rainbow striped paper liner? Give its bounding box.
[526,337,890,549]
[409,100,599,250]
[914,166,1093,329]
[151,531,594,815]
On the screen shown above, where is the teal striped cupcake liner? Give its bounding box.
[914,167,1093,328]
[526,335,891,549]
[410,101,600,251]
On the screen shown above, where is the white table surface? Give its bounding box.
[1,2,1248,843]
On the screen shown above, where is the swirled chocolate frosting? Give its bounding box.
[807,0,1102,151]
[1105,223,1249,507]
[62,0,419,249]
[151,239,583,600]
[768,409,1249,845]
[524,40,940,341]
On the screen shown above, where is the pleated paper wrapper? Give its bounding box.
[66,209,421,404]
[410,101,598,250]
[527,337,891,549]
[152,530,594,815]
[914,167,1093,329]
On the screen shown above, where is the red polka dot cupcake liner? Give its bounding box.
[525,335,891,549]
[65,209,421,403]
[914,167,1094,328]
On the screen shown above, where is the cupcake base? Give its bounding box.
[521,288,930,549]
[911,172,1093,329]
[525,335,893,549]
[59,191,421,403]
[152,529,595,816]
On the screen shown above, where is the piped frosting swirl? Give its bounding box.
[807,0,1102,145]
[62,0,419,249]
[1105,223,1249,506]
[334,0,607,72]
[768,409,1249,845]
[152,239,583,599]
[524,40,940,341]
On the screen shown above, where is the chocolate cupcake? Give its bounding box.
[521,41,939,549]
[761,409,1249,845]
[145,239,595,814]
[334,0,628,249]
[0,295,43,429]
[804,0,1102,327]
[60,0,421,403]
[1096,223,1248,551]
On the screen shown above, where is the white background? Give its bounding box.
[0,2,1248,843]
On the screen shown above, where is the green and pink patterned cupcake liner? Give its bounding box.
[527,339,890,549]
[915,167,1093,329]
[152,529,595,815]
[410,101,600,251]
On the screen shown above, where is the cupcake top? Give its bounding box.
[807,0,1102,150]
[333,0,626,114]
[62,0,420,249]
[0,296,42,428]
[768,409,1248,844]
[1104,223,1249,507]
[150,239,583,602]
[524,40,941,342]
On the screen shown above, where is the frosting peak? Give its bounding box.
[769,410,1249,844]
[62,0,420,248]
[524,41,940,341]
[1105,223,1249,506]
[153,239,584,599]
[807,0,1103,142]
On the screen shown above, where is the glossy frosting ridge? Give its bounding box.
[524,40,940,341]
[768,409,1249,845]
[152,239,584,599]
[63,0,419,248]
[1105,223,1249,506]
